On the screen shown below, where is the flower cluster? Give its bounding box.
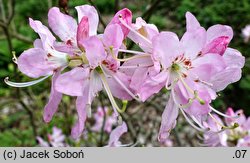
[5,4,245,145]
[37,126,68,147]
[203,108,250,147]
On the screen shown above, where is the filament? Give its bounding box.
[210,106,241,119]
[110,46,150,62]
[118,49,148,55]
[99,72,124,113]
[4,75,50,87]
[118,16,152,45]
[180,108,209,132]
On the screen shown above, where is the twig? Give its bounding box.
[98,94,107,146]
[19,100,38,138]
[114,0,119,13]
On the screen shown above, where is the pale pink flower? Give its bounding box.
[242,25,250,43]
[37,126,68,147]
[203,108,250,147]
[4,18,70,123]
[49,7,138,139]
[155,12,245,141]
[91,106,117,133]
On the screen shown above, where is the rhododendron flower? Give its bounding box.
[203,108,250,147]
[91,106,117,133]
[4,18,70,123]
[242,25,250,43]
[118,16,164,101]
[48,6,139,139]
[37,127,68,147]
[155,12,245,141]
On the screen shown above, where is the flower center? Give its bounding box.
[171,63,180,72]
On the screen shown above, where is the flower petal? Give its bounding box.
[103,24,123,49]
[158,94,179,141]
[55,67,90,96]
[107,122,127,147]
[29,18,55,50]
[202,36,230,55]
[71,95,88,139]
[48,7,77,44]
[209,68,242,92]
[107,71,133,100]
[75,5,99,36]
[206,24,233,43]
[108,8,132,37]
[17,48,53,78]
[152,32,182,68]
[223,48,245,68]
[43,70,63,122]
[77,16,89,49]
[181,27,206,59]
[81,36,106,68]
[185,12,201,31]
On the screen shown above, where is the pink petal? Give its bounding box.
[107,71,133,100]
[33,39,43,48]
[103,24,123,49]
[158,94,179,142]
[108,8,132,37]
[206,24,233,43]
[43,71,63,122]
[209,68,242,92]
[36,137,49,147]
[135,71,167,101]
[225,108,246,126]
[192,53,226,73]
[181,27,206,59]
[77,16,89,49]
[152,32,182,68]
[29,18,55,50]
[17,48,53,78]
[202,36,230,55]
[185,12,201,31]
[107,122,127,147]
[55,67,90,96]
[48,7,77,44]
[71,96,88,139]
[81,36,106,68]
[223,48,245,68]
[75,5,99,36]
[128,17,159,53]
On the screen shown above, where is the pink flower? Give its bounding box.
[49,7,138,139]
[203,108,250,147]
[155,12,245,141]
[118,16,164,101]
[37,126,68,147]
[4,18,70,123]
[242,25,250,43]
[91,106,117,133]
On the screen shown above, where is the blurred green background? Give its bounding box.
[0,0,250,146]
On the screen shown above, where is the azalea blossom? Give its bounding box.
[4,18,70,123]
[48,6,139,139]
[91,106,117,133]
[203,108,250,147]
[242,25,250,43]
[155,12,245,141]
[116,11,245,141]
[37,126,68,147]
